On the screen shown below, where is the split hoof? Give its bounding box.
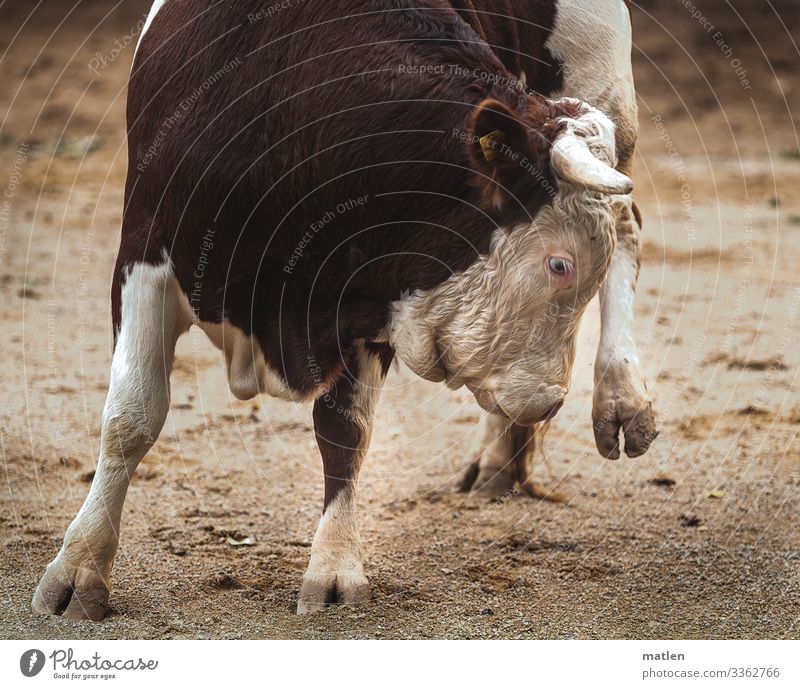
[296,571,370,614]
[32,559,110,622]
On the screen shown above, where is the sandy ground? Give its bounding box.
[0,0,798,639]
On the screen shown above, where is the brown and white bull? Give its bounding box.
[33,0,654,620]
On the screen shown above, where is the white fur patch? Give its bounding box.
[132,0,168,64]
[597,237,640,367]
[547,0,635,110]
[301,491,366,584]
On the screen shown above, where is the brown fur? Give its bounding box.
[121,0,582,398]
[451,0,564,94]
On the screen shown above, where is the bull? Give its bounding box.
[33,0,653,620]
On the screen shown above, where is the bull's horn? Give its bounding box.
[551,134,633,195]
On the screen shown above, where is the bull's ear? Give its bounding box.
[469,99,527,165]
[467,99,540,208]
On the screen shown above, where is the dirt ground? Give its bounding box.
[1,0,798,639]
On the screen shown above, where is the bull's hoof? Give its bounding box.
[593,362,659,459]
[32,559,110,622]
[296,572,371,614]
[459,457,566,502]
[458,458,517,496]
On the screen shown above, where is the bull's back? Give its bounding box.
[125,1,482,238]
[126,0,315,209]
[121,0,507,326]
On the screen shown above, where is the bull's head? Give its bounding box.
[388,97,628,425]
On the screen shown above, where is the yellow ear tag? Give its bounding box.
[479,129,504,161]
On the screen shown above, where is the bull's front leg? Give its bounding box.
[592,199,659,458]
[297,341,392,614]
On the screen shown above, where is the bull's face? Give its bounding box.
[389,98,626,425]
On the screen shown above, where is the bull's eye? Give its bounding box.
[547,256,573,276]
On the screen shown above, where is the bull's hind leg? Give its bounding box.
[297,342,392,614]
[458,415,530,496]
[33,261,190,620]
